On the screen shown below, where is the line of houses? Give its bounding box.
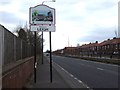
[53,37,120,59]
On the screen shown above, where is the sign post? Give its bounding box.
[49,31,52,82]
[34,31,37,83]
[29,4,55,83]
[42,32,43,64]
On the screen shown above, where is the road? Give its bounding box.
[52,55,119,89]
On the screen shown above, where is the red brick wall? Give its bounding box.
[2,57,34,88]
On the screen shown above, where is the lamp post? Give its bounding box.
[42,0,55,4]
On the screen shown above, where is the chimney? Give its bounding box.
[96,41,98,43]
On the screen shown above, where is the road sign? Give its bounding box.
[29,4,55,83]
[29,4,55,25]
[30,25,55,32]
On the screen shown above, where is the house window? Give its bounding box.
[110,44,113,49]
[105,46,106,50]
[119,44,120,49]
[115,44,118,49]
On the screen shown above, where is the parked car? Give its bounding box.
[46,53,49,56]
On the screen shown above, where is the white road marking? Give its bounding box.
[74,77,77,80]
[78,80,82,83]
[64,70,69,74]
[53,61,91,89]
[70,74,73,77]
[97,68,104,70]
[90,60,119,67]
[61,68,64,70]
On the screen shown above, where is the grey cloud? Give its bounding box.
[78,27,115,43]
[79,35,113,43]
[91,26,115,35]
[86,1,116,13]
[0,0,11,5]
[57,13,81,21]
[0,11,21,24]
[101,1,115,8]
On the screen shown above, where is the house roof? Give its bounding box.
[80,38,120,48]
[64,47,77,50]
[99,38,120,46]
[80,42,99,48]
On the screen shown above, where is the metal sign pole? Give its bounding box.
[34,31,37,83]
[42,32,44,64]
[30,4,55,83]
[49,31,52,83]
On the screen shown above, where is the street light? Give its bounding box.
[42,0,55,4]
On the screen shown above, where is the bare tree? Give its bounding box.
[13,23,43,55]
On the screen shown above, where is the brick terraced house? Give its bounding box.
[53,37,120,59]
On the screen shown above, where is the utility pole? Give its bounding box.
[68,36,69,47]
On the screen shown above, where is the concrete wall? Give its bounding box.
[0,25,4,65]
[0,25,4,90]
[4,28,15,64]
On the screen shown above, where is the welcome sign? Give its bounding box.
[29,4,55,25]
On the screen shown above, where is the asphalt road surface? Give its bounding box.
[52,55,119,89]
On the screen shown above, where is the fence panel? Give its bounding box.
[0,25,4,65]
[0,24,35,66]
[16,37,22,61]
[0,25,4,90]
[4,30,15,65]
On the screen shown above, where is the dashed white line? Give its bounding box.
[53,61,91,89]
[61,68,64,70]
[63,69,69,74]
[70,74,73,77]
[74,77,77,80]
[92,60,119,67]
[97,67,104,70]
[78,80,82,83]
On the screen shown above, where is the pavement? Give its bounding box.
[25,55,88,89]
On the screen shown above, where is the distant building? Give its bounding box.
[79,41,99,57]
[62,47,79,55]
[79,38,120,59]
[53,37,120,59]
[53,49,63,55]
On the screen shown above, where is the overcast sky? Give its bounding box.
[0,0,119,51]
